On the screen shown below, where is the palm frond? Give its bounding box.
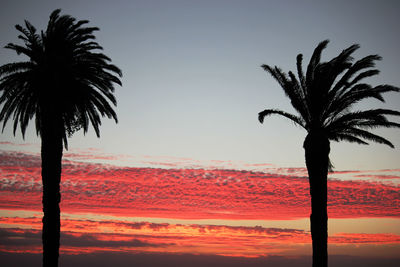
[261,65,309,124]
[332,54,381,96]
[305,40,329,87]
[343,127,395,148]
[296,54,306,91]
[327,109,400,136]
[346,69,380,88]
[259,40,400,153]
[0,62,34,76]
[0,9,122,148]
[330,134,369,145]
[258,109,306,129]
[324,84,400,125]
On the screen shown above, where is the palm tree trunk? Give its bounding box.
[41,114,63,267]
[304,131,330,267]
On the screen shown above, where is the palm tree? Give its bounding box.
[258,40,399,267]
[0,9,122,267]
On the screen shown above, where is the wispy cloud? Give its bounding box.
[0,141,34,147]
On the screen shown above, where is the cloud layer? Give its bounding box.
[1,215,399,258]
[1,148,400,262]
[1,150,400,220]
[1,150,399,220]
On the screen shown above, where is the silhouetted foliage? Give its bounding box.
[0,9,122,267]
[258,40,400,267]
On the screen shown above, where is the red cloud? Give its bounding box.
[0,150,399,220]
[1,216,400,258]
[330,232,400,244]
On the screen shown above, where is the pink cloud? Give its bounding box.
[0,150,399,220]
[0,142,34,147]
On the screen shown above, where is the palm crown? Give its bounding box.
[259,40,400,148]
[0,9,122,148]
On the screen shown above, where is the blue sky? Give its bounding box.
[1,0,400,170]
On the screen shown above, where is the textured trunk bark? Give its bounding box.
[304,131,330,267]
[41,114,63,267]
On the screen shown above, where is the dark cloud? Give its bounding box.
[1,251,399,267]
[60,232,167,248]
[0,151,41,168]
[0,228,41,246]
[0,227,168,250]
[1,217,400,261]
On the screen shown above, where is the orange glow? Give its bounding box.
[1,215,400,258]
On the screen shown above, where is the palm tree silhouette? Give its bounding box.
[258,40,400,267]
[0,9,122,267]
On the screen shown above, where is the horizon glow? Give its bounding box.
[1,145,399,263]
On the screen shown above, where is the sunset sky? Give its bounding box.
[1,0,400,266]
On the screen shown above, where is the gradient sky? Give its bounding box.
[1,0,400,266]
